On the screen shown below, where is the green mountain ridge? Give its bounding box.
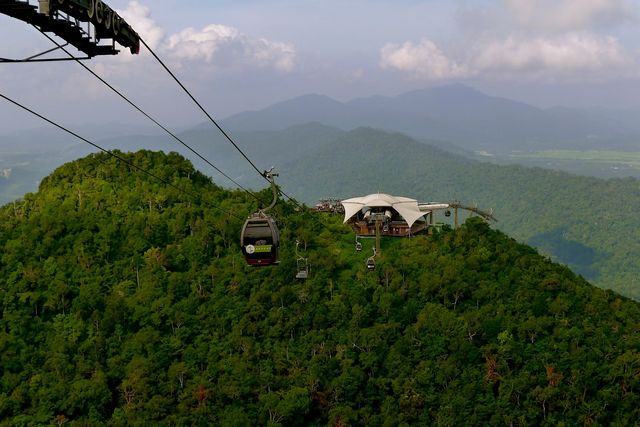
[222,84,640,152]
[2,124,639,299]
[1,151,639,425]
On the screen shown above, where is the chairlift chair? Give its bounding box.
[366,257,375,270]
[296,258,309,280]
[355,235,362,252]
[295,239,309,280]
[366,247,376,271]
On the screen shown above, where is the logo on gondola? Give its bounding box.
[245,244,272,254]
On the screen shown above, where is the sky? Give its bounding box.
[1,0,640,133]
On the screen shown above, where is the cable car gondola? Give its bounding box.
[241,169,280,266]
[241,214,280,266]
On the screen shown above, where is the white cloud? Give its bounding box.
[379,32,635,80]
[504,0,635,31]
[116,1,164,51]
[114,2,295,72]
[473,33,631,75]
[164,24,295,72]
[379,39,468,79]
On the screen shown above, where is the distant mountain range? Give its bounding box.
[222,84,640,153]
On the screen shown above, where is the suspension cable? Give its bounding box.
[0,91,245,220]
[138,37,323,221]
[139,37,267,181]
[35,28,264,204]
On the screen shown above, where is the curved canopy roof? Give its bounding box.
[341,193,426,228]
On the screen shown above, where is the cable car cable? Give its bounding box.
[139,37,325,226]
[36,28,264,205]
[140,38,334,234]
[139,37,266,181]
[0,91,245,221]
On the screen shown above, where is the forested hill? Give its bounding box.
[1,151,639,426]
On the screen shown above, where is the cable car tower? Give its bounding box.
[0,0,140,61]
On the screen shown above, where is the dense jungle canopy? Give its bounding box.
[1,151,639,426]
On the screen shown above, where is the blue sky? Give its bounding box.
[1,0,639,133]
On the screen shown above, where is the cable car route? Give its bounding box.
[2,2,498,273]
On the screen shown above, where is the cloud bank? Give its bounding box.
[505,0,635,31]
[474,33,630,74]
[116,1,295,72]
[379,0,637,80]
[165,25,295,72]
[380,39,468,79]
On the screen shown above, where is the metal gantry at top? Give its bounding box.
[0,0,140,61]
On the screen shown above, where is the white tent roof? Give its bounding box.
[341,193,426,228]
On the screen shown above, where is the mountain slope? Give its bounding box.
[1,151,639,425]
[2,123,638,299]
[277,127,640,299]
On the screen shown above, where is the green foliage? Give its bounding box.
[280,127,640,299]
[1,150,639,425]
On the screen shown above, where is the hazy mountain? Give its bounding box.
[549,106,640,137]
[222,84,640,153]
